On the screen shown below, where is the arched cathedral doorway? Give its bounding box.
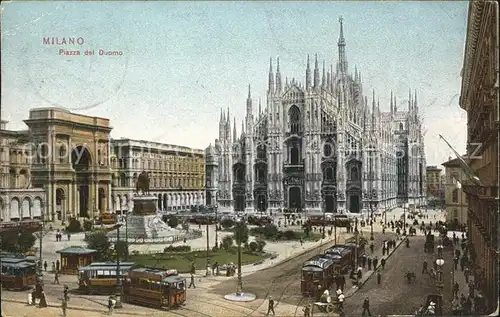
[72,146,91,218]
[288,187,301,210]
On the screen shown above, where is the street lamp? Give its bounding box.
[435,258,445,294]
[205,221,211,276]
[223,218,256,302]
[114,223,123,309]
[214,203,219,249]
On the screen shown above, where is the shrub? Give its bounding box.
[83,220,93,232]
[84,231,111,261]
[66,218,82,233]
[233,222,249,245]
[282,230,300,240]
[220,218,235,229]
[17,232,37,252]
[248,241,259,253]
[114,240,129,258]
[256,239,266,252]
[221,236,233,251]
[167,216,179,229]
[163,245,191,253]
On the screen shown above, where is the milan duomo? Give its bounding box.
[205,19,427,214]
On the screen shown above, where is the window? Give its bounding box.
[288,105,301,134]
[350,166,359,181]
[452,189,458,203]
[453,209,458,218]
[290,144,300,165]
[399,123,403,130]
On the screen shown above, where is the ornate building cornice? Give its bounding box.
[460,1,486,110]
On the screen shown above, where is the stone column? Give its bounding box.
[107,182,112,213]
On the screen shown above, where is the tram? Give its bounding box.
[324,246,353,273]
[123,267,186,309]
[78,262,136,294]
[1,257,37,290]
[301,257,335,297]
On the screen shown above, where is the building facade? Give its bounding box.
[24,108,113,222]
[110,138,205,213]
[441,158,468,227]
[1,108,206,223]
[426,166,444,200]
[459,1,499,313]
[0,120,45,222]
[206,19,427,214]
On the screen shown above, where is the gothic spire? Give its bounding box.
[241,120,245,135]
[233,117,237,142]
[338,16,347,75]
[220,108,224,122]
[394,96,397,112]
[390,91,394,113]
[246,84,252,115]
[414,89,418,109]
[372,90,376,127]
[268,58,274,94]
[306,54,311,89]
[322,60,326,89]
[276,57,282,92]
[313,54,319,88]
[258,98,262,115]
[408,87,412,110]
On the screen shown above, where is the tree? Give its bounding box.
[220,218,235,229]
[84,231,111,261]
[167,216,179,229]
[221,235,233,251]
[66,218,82,233]
[262,224,278,239]
[233,221,249,245]
[18,232,36,252]
[114,240,129,259]
[0,231,20,253]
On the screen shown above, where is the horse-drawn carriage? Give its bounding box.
[415,294,443,316]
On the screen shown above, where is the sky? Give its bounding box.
[1,1,469,166]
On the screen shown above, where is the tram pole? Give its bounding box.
[214,204,219,249]
[235,218,243,295]
[205,222,210,276]
[114,224,123,309]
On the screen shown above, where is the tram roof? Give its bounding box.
[302,258,334,270]
[56,246,98,254]
[163,275,185,284]
[1,261,35,268]
[79,262,136,271]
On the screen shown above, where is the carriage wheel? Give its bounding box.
[325,303,334,313]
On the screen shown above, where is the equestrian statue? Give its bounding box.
[135,171,150,194]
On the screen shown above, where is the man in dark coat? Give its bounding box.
[367,257,372,271]
[373,256,378,270]
[380,258,386,269]
[361,254,367,268]
[422,260,428,274]
[267,296,275,315]
[376,272,381,285]
[362,297,371,316]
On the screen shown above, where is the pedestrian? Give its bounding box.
[373,256,378,270]
[108,295,116,315]
[188,273,196,288]
[464,267,470,283]
[51,262,55,272]
[367,257,372,270]
[357,266,362,279]
[460,256,465,271]
[303,304,311,317]
[453,282,459,297]
[61,297,68,317]
[39,291,48,307]
[56,259,60,272]
[63,285,69,302]
[452,296,462,315]
[454,256,459,270]
[67,233,71,241]
[190,261,196,274]
[43,261,47,271]
[369,243,374,253]
[267,296,275,315]
[362,297,371,316]
[338,291,345,309]
[422,260,428,274]
[380,258,386,269]
[377,271,381,285]
[54,270,60,284]
[361,254,367,268]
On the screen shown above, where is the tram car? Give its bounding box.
[342,243,365,265]
[123,267,186,309]
[78,262,136,294]
[1,256,37,290]
[324,245,352,273]
[301,257,335,297]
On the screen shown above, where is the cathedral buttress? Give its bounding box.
[245,85,255,212]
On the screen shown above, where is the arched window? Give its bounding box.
[290,144,300,165]
[257,145,266,159]
[453,209,458,218]
[325,167,334,180]
[350,166,359,181]
[452,189,458,203]
[59,145,66,163]
[323,142,332,157]
[288,105,301,134]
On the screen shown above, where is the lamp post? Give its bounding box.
[205,221,210,276]
[124,212,129,261]
[235,218,243,295]
[114,223,123,309]
[223,218,256,302]
[436,257,444,296]
[214,203,219,249]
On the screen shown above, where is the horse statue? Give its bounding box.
[135,171,150,194]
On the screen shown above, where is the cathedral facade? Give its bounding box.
[205,19,427,214]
